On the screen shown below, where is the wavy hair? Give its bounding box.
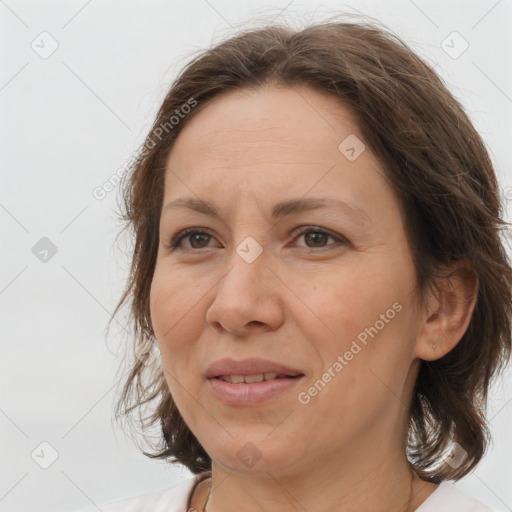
[109,15,512,482]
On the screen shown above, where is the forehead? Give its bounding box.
[169,85,362,164]
[162,85,398,226]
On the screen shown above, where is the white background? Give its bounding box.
[1,1,511,511]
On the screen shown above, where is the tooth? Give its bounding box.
[230,375,245,384]
[244,374,264,383]
[263,373,278,381]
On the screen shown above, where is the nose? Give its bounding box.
[205,246,285,336]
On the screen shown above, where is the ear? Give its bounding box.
[414,260,478,361]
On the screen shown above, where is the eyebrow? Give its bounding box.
[161,197,371,223]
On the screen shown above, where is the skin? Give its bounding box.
[149,84,478,512]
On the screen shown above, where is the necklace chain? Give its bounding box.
[201,478,212,512]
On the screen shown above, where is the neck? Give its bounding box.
[196,434,437,512]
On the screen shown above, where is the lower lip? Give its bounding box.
[207,376,305,406]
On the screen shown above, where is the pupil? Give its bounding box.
[191,234,209,248]
[305,232,327,247]
[188,231,328,248]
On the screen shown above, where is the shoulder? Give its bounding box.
[417,481,504,512]
[71,472,209,512]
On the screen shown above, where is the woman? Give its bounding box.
[78,16,511,512]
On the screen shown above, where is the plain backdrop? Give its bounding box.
[1,1,511,511]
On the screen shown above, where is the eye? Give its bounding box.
[165,226,346,251]
[291,226,346,249]
[167,227,216,250]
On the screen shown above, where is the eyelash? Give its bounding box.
[166,226,346,252]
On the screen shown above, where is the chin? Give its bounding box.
[206,437,302,477]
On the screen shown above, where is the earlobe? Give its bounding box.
[414,261,478,362]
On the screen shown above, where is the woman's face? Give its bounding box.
[150,85,426,476]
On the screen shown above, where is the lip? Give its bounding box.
[204,357,304,379]
[205,357,305,406]
[207,374,305,406]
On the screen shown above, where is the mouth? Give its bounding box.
[206,365,304,406]
[204,358,305,405]
[213,373,302,384]
[205,357,304,380]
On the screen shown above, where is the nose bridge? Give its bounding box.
[220,194,286,293]
[207,190,286,288]
[223,198,271,266]
[224,232,271,294]
[206,232,284,332]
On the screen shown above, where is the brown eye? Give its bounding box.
[168,228,215,250]
[301,230,331,248]
[167,226,346,252]
[293,227,345,250]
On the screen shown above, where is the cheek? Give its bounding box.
[295,260,417,392]
[149,268,205,419]
[150,264,202,343]
[295,265,397,349]
[149,265,208,393]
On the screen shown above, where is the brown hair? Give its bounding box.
[110,15,512,483]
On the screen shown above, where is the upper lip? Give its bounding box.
[205,358,304,378]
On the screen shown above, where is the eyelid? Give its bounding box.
[166,225,347,251]
[290,225,346,245]
[166,227,215,250]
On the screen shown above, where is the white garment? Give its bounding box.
[73,472,502,512]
